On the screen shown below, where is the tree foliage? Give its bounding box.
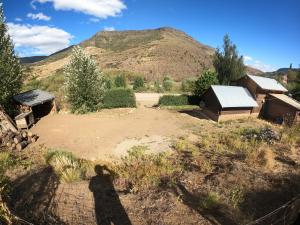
[193,70,219,96]
[114,74,127,88]
[0,3,23,113]
[64,46,105,113]
[133,76,145,91]
[213,35,245,85]
[162,76,173,91]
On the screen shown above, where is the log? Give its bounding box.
[16,141,28,151]
[27,131,33,137]
[14,135,23,144]
[22,131,27,138]
[30,135,38,143]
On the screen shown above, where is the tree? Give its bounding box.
[64,46,105,113]
[114,74,127,88]
[0,2,23,113]
[163,76,173,91]
[213,34,245,85]
[193,70,219,96]
[133,76,145,91]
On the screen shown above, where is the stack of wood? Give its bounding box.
[0,130,38,151]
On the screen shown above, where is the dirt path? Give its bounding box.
[31,106,198,160]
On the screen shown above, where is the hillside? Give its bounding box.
[28,27,262,81]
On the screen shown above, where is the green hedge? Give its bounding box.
[103,88,136,108]
[158,95,200,106]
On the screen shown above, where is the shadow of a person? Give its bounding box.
[89,165,132,225]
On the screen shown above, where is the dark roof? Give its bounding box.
[13,89,55,107]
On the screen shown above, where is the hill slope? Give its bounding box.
[29,27,262,80]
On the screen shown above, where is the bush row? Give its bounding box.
[103,88,136,108]
[158,95,200,106]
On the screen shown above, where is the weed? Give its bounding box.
[45,150,88,183]
[230,187,244,209]
[199,191,220,210]
[114,146,183,192]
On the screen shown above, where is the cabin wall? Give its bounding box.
[201,88,222,121]
[264,96,298,126]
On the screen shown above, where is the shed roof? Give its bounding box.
[13,89,55,107]
[269,94,300,110]
[211,85,258,108]
[247,74,288,92]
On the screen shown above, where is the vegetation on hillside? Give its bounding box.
[213,35,245,85]
[0,3,23,114]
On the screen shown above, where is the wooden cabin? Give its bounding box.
[264,94,300,126]
[201,85,258,122]
[235,74,288,115]
[13,89,57,122]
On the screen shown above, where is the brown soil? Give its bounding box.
[31,106,197,160]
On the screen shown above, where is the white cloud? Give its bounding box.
[244,55,252,61]
[15,18,23,22]
[7,23,73,55]
[27,12,51,21]
[103,26,115,31]
[89,18,100,23]
[31,0,126,18]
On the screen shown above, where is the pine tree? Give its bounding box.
[0,2,23,113]
[213,35,245,85]
[64,46,106,113]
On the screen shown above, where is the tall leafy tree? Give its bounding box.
[64,46,106,113]
[213,35,245,85]
[193,70,219,96]
[0,2,23,113]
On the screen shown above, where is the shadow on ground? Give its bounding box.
[9,166,66,225]
[89,165,132,225]
[178,109,210,120]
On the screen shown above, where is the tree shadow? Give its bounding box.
[89,165,132,225]
[178,109,210,120]
[171,181,238,225]
[8,166,66,225]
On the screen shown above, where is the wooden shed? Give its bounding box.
[201,85,258,122]
[13,89,57,121]
[264,94,300,126]
[235,74,288,115]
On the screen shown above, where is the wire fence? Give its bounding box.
[246,195,300,225]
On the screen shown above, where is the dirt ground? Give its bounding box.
[31,94,201,160]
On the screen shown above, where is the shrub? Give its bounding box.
[163,76,173,91]
[193,70,219,96]
[200,191,220,210]
[103,88,136,108]
[154,80,164,93]
[133,76,145,91]
[114,146,183,192]
[181,78,196,93]
[64,46,106,114]
[158,95,200,106]
[45,150,88,183]
[114,74,127,88]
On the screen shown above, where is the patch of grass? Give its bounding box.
[199,191,220,210]
[280,125,300,146]
[229,187,244,209]
[160,105,199,110]
[45,150,89,183]
[114,146,183,192]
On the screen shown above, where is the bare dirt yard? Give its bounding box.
[31,94,200,160]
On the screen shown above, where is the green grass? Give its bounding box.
[160,105,199,110]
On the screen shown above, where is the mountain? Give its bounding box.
[27,27,262,81]
[20,56,47,64]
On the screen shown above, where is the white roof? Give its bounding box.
[247,74,288,92]
[211,85,258,108]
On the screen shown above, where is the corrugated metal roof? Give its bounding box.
[13,89,55,107]
[269,94,300,110]
[247,74,288,92]
[211,85,258,108]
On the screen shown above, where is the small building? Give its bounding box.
[235,74,288,115]
[13,89,56,121]
[201,85,258,122]
[264,94,300,126]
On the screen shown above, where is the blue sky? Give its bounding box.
[3,0,300,72]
